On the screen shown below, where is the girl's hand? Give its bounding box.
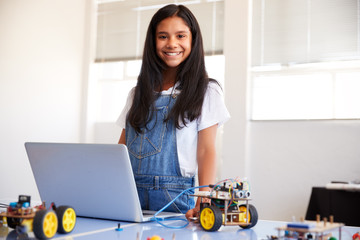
[185,206,200,221]
[185,197,211,221]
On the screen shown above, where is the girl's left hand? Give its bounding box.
[185,197,211,221]
[185,206,200,222]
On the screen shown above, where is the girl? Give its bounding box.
[117,4,230,220]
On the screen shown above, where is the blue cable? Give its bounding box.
[153,185,209,229]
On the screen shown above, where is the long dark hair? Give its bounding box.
[127,4,215,133]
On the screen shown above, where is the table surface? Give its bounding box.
[2,217,360,240]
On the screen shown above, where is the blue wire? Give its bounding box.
[153,185,209,229]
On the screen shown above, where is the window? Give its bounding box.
[94,61,139,122]
[251,0,360,120]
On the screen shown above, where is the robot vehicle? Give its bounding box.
[0,195,76,239]
[193,179,258,232]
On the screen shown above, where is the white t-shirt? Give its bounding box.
[116,81,230,177]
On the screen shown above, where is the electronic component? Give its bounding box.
[0,195,76,239]
[192,178,258,232]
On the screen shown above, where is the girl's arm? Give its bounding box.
[197,124,218,191]
[185,124,218,220]
[118,129,126,144]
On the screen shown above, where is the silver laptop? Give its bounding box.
[25,142,182,222]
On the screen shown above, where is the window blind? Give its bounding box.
[252,0,360,66]
[96,0,224,62]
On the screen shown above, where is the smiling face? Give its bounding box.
[156,16,192,70]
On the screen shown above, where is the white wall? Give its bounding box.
[249,121,360,221]
[223,0,360,221]
[0,0,88,203]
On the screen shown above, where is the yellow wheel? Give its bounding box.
[239,204,258,229]
[33,210,58,239]
[199,205,222,232]
[56,206,76,233]
[0,223,9,237]
[149,235,163,240]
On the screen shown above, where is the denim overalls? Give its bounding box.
[125,93,195,213]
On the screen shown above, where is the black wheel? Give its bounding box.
[239,204,258,229]
[6,217,22,229]
[55,206,76,233]
[6,230,29,240]
[199,205,223,231]
[33,210,58,239]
